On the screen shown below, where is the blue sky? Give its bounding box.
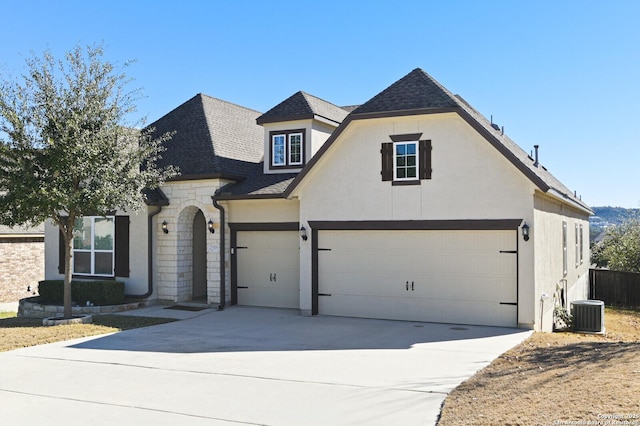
[1,1,638,208]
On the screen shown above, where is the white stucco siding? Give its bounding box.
[296,114,535,221]
[44,220,60,280]
[43,210,149,296]
[310,121,337,158]
[227,199,299,223]
[294,113,539,323]
[533,193,590,331]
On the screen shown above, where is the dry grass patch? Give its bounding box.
[0,313,177,352]
[438,308,640,425]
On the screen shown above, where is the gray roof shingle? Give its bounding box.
[351,68,459,114]
[149,94,264,179]
[285,68,592,213]
[0,224,44,235]
[216,162,297,199]
[256,91,349,125]
[148,70,589,211]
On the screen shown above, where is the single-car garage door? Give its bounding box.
[235,231,300,309]
[317,230,517,327]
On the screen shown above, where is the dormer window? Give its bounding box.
[272,135,286,166]
[270,129,306,169]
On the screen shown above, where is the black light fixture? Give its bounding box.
[522,222,530,241]
[162,220,169,234]
[300,225,308,241]
[208,219,215,234]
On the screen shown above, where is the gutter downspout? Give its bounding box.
[126,205,163,299]
[212,184,234,310]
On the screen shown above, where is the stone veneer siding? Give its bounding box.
[18,297,151,318]
[0,237,44,303]
[155,179,231,305]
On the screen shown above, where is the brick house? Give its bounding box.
[0,224,44,304]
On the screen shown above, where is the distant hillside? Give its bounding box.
[590,206,640,243]
[591,206,640,226]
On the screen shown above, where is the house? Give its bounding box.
[43,69,592,331]
[1,224,44,304]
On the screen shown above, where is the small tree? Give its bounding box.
[0,45,176,318]
[591,217,640,273]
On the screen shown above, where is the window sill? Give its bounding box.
[392,180,421,186]
[269,164,305,171]
[71,275,116,281]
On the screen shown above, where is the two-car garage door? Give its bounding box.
[317,230,518,328]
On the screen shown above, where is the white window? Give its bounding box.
[562,221,568,277]
[394,141,418,181]
[272,134,286,166]
[579,224,584,264]
[73,216,115,276]
[575,223,579,268]
[270,129,305,168]
[288,133,303,165]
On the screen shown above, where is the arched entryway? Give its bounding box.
[192,210,207,301]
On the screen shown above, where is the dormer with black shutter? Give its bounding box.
[256,91,350,174]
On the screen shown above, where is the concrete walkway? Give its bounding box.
[0,301,18,312]
[0,306,531,425]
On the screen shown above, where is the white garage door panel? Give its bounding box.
[318,230,517,327]
[237,231,299,309]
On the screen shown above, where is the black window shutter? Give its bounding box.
[58,223,66,274]
[114,216,130,277]
[419,140,432,180]
[381,142,393,181]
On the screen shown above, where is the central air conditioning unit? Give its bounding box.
[571,300,605,334]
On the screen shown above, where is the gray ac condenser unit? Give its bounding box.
[571,300,605,334]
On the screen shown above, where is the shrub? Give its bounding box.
[37,280,125,306]
[37,280,64,304]
[553,306,573,331]
[101,281,125,305]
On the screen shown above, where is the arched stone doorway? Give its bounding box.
[174,205,209,303]
[192,210,207,301]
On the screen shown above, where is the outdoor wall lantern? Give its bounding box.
[300,225,308,241]
[162,220,169,234]
[208,219,215,234]
[522,222,530,241]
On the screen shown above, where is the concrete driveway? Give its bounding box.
[0,306,531,425]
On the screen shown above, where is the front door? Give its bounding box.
[192,210,207,300]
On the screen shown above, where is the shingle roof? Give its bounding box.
[0,224,44,235]
[148,94,264,179]
[351,68,459,114]
[216,162,297,199]
[256,91,349,125]
[452,93,592,211]
[286,68,592,213]
[143,188,170,206]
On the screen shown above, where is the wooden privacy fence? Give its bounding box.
[589,268,640,308]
